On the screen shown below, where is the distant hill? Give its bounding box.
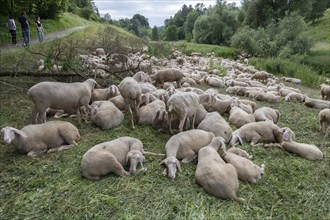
[307,9,330,43]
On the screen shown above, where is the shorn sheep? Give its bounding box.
[28,78,99,124]
[320,84,330,100]
[149,68,184,88]
[195,145,245,202]
[1,121,80,156]
[319,109,330,137]
[81,137,146,180]
[254,107,280,124]
[118,77,142,129]
[90,101,124,130]
[160,129,215,179]
[90,85,120,102]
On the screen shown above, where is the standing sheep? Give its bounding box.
[81,137,146,180]
[150,68,184,88]
[1,121,80,156]
[319,109,330,136]
[160,129,215,179]
[118,77,142,129]
[320,84,330,100]
[195,145,245,202]
[28,78,99,124]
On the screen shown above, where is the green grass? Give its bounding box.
[0,76,329,219]
[307,9,330,43]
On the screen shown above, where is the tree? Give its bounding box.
[305,0,328,23]
[163,24,178,41]
[151,26,159,41]
[132,14,149,28]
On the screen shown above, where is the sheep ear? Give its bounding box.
[176,159,182,172]
[237,134,243,145]
[11,128,27,138]
[159,159,166,165]
[126,151,133,163]
[283,129,291,141]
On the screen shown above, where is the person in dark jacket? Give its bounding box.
[18,12,30,47]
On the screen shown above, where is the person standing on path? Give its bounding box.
[36,16,44,43]
[8,15,17,45]
[18,12,30,47]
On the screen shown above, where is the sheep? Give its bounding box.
[284,92,305,102]
[254,92,281,103]
[137,100,167,126]
[304,96,330,109]
[195,145,245,202]
[1,121,80,156]
[167,92,200,134]
[320,84,330,100]
[160,129,215,179]
[239,99,257,112]
[281,76,302,85]
[118,77,142,129]
[251,71,269,83]
[229,121,285,147]
[109,95,125,111]
[203,96,239,115]
[319,109,330,136]
[27,78,99,124]
[281,128,323,160]
[195,104,208,127]
[132,71,152,83]
[90,101,124,130]
[139,83,157,94]
[227,147,253,159]
[254,107,280,124]
[81,137,146,180]
[90,85,120,102]
[46,106,87,119]
[229,106,255,128]
[197,112,233,143]
[222,151,264,184]
[149,68,184,88]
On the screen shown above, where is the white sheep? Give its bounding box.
[1,121,80,156]
[281,128,323,160]
[251,71,269,83]
[150,68,184,88]
[229,106,255,128]
[254,92,281,103]
[81,137,146,179]
[284,92,305,102]
[137,100,167,127]
[320,84,330,100]
[197,112,233,143]
[319,109,330,136]
[27,78,99,124]
[229,121,285,147]
[90,85,120,102]
[227,147,253,159]
[118,77,142,129]
[160,129,215,179]
[132,71,152,83]
[304,96,330,109]
[195,145,245,202]
[90,101,124,130]
[254,107,280,124]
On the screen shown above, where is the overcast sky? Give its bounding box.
[94,0,242,27]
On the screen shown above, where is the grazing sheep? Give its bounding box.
[254,107,280,124]
[320,84,330,100]
[90,101,124,130]
[150,68,184,88]
[1,121,80,156]
[284,92,305,102]
[90,85,120,102]
[222,152,265,184]
[281,128,323,160]
[118,77,142,129]
[81,137,146,180]
[28,78,99,124]
[227,147,253,159]
[319,109,330,135]
[304,96,330,109]
[229,121,285,147]
[160,129,215,179]
[229,106,255,128]
[195,145,245,202]
[167,92,200,134]
[197,112,233,143]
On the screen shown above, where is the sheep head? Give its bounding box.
[126,150,145,175]
[282,127,295,142]
[1,127,27,145]
[160,156,181,180]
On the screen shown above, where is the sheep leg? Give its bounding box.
[126,104,135,129]
[168,112,174,134]
[31,107,39,124]
[27,149,47,156]
[181,154,197,164]
[47,144,75,153]
[179,111,188,133]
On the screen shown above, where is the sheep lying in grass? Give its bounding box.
[229,106,255,128]
[195,144,245,202]
[319,109,330,136]
[160,129,215,179]
[320,84,330,100]
[281,128,323,161]
[46,106,87,119]
[90,85,120,102]
[284,92,305,102]
[229,121,284,147]
[222,151,265,184]
[81,137,147,180]
[254,107,280,124]
[28,79,99,124]
[150,68,184,88]
[90,101,124,130]
[1,121,80,156]
[137,100,167,128]
[304,96,330,109]
[118,77,142,129]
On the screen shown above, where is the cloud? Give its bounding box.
[94,0,241,27]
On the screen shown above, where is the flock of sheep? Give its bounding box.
[1,47,329,202]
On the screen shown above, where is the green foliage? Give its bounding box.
[147,41,173,58]
[163,25,178,41]
[151,26,159,41]
[307,9,330,42]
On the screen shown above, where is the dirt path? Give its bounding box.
[0,26,87,52]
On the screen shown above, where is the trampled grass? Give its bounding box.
[0,76,329,219]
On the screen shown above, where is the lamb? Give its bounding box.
[27,78,99,124]
[195,145,245,202]
[90,101,124,130]
[229,106,255,128]
[254,107,280,124]
[149,68,184,88]
[281,128,323,160]
[229,121,285,147]
[319,109,330,136]
[90,85,120,102]
[118,77,142,129]
[160,129,215,179]
[284,92,305,102]
[167,92,200,134]
[197,112,233,143]
[1,121,80,156]
[320,84,330,100]
[303,96,330,109]
[222,152,265,184]
[81,137,146,180]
